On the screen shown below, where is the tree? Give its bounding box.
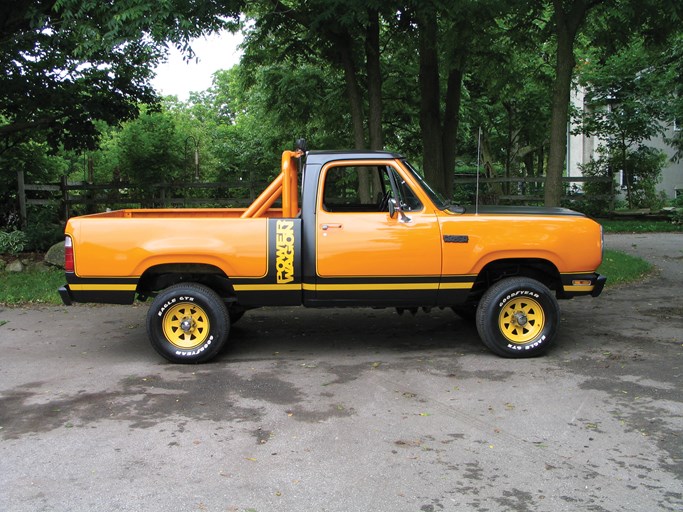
[410,0,505,197]
[542,0,682,206]
[577,36,676,208]
[444,2,556,204]
[663,33,683,161]
[0,0,240,153]
[542,0,605,207]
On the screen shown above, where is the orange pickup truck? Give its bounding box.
[59,144,605,363]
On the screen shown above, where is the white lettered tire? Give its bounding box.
[476,277,560,358]
[146,283,230,363]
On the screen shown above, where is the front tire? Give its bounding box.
[476,277,560,358]
[147,283,230,363]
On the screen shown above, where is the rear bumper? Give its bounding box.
[59,274,138,305]
[58,286,73,306]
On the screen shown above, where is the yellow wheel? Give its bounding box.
[498,296,545,344]
[162,302,210,349]
[147,283,230,363]
[475,277,560,358]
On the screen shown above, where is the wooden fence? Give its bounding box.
[17,170,269,225]
[452,175,614,209]
[17,170,614,226]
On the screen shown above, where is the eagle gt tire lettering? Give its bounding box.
[475,277,560,358]
[147,283,230,363]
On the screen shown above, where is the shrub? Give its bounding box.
[0,230,28,255]
[573,158,616,217]
[24,206,64,252]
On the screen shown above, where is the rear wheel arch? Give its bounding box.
[137,264,236,301]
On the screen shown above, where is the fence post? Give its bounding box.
[61,175,70,220]
[17,169,27,228]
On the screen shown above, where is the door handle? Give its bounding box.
[321,224,342,230]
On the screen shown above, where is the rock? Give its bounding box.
[45,241,65,268]
[29,261,50,273]
[6,259,24,272]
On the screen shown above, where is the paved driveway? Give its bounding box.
[1,233,681,511]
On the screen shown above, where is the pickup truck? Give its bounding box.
[59,144,606,363]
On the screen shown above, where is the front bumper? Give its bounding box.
[591,275,607,297]
[559,272,607,299]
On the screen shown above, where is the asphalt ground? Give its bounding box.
[1,233,681,511]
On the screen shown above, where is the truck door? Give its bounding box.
[313,160,442,306]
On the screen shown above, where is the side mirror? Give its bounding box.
[388,198,397,218]
[388,198,411,223]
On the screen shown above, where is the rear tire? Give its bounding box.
[476,277,560,358]
[147,283,230,363]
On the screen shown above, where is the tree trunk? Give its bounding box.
[335,32,366,150]
[544,0,600,207]
[418,7,445,195]
[336,31,370,202]
[442,66,464,198]
[545,9,575,206]
[365,8,383,151]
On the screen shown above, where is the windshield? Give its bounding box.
[400,159,450,210]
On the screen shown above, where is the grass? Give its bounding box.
[599,219,683,233]
[598,249,653,287]
[0,267,65,305]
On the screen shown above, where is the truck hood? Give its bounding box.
[462,205,585,217]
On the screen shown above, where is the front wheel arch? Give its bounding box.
[475,277,560,358]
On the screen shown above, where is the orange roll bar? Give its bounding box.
[240,149,302,219]
[240,173,284,218]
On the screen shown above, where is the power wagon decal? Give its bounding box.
[230,218,302,306]
[276,219,295,284]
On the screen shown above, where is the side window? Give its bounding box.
[322,166,391,212]
[321,164,422,213]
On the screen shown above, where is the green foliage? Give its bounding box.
[0,230,28,256]
[575,28,679,209]
[576,145,665,213]
[579,37,670,147]
[1,0,680,231]
[620,146,666,209]
[23,207,64,252]
[574,157,616,217]
[672,193,683,225]
[0,141,74,230]
[0,0,240,153]
[663,34,683,161]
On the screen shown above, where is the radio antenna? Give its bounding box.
[476,126,481,215]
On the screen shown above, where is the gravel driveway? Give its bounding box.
[1,233,681,512]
